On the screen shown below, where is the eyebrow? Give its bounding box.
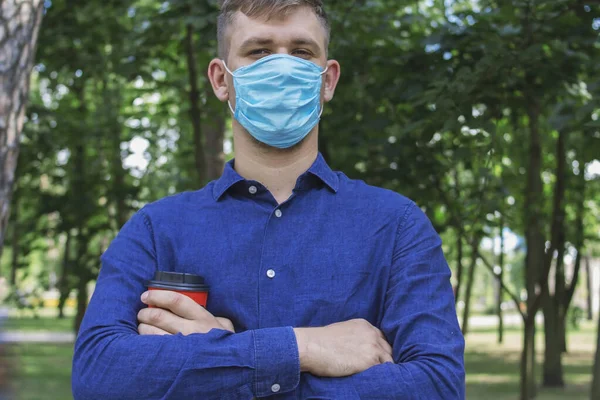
[238,36,322,54]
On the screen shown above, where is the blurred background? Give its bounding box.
[1,0,600,399]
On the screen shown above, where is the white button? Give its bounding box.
[275,209,283,218]
[249,186,257,195]
[266,269,276,279]
[271,384,281,393]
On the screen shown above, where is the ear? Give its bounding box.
[323,60,341,103]
[208,58,231,102]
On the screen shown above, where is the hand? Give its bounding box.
[137,291,235,335]
[294,319,393,377]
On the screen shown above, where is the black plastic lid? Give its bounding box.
[147,271,210,292]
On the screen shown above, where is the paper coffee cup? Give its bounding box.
[147,272,210,307]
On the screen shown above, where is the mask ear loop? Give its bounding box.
[318,65,329,118]
[222,60,236,115]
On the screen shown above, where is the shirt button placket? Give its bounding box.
[258,204,286,330]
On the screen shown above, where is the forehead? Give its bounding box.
[228,7,327,52]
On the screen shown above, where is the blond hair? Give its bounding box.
[217,0,330,59]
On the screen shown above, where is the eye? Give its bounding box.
[249,49,270,57]
[292,49,313,58]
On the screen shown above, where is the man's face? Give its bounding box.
[208,6,341,142]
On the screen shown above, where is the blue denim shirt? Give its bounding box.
[72,153,465,399]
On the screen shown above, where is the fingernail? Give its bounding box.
[141,292,148,302]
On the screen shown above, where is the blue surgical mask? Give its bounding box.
[223,54,328,149]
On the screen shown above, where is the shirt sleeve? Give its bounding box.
[71,209,300,400]
[298,201,465,400]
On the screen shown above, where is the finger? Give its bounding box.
[373,331,393,361]
[216,317,235,333]
[378,337,393,357]
[379,352,394,364]
[374,329,393,353]
[138,307,189,335]
[138,323,171,336]
[374,327,387,342]
[142,291,210,320]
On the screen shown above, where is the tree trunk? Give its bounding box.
[319,134,333,165]
[455,231,464,305]
[592,268,600,399]
[57,231,72,319]
[542,282,564,387]
[558,309,568,354]
[453,167,464,305]
[521,317,537,400]
[542,242,566,387]
[560,170,586,352]
[112,149,127,228]
[106,82,127,229]
[0,0,44,258]
[9,192,19,285]
[71,99,88,332]
[73,228,89,334]
[556,246,567,356]
[185,23,206,184]
[522,98,543,400]
[587,256,594,321]
[497,217,505,344]
[519,0,549,394]
[203,99,225,181]
[74,271,88,335]
[558,307,567,354]
[541,130,567,388]
[461,239,480,336]
[540,130,567,387]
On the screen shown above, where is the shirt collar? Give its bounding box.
[306,153,339,193]
[212,152,339,201]
[212,160,245,201]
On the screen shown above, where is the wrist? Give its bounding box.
[294,328,313,373]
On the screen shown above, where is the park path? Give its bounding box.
[1,331,74,343]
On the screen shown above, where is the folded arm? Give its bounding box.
[72,210,300,400]
[299,202,466,399]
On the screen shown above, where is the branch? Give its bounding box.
[530,131,567,317]
[474,248,525,320]
[565,167,587,308]
[565,249,583,309]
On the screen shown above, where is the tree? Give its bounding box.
[540,131,567,388]
[0,0,44,259]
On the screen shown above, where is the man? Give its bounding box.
[72,1,465,399]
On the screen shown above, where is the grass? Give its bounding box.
[4,316,75,332]
[2,318,597,400]
[466,321,596,400]
[6,343,73,400]
[4,307,76,332]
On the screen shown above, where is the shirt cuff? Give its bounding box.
[253,326,300,397]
